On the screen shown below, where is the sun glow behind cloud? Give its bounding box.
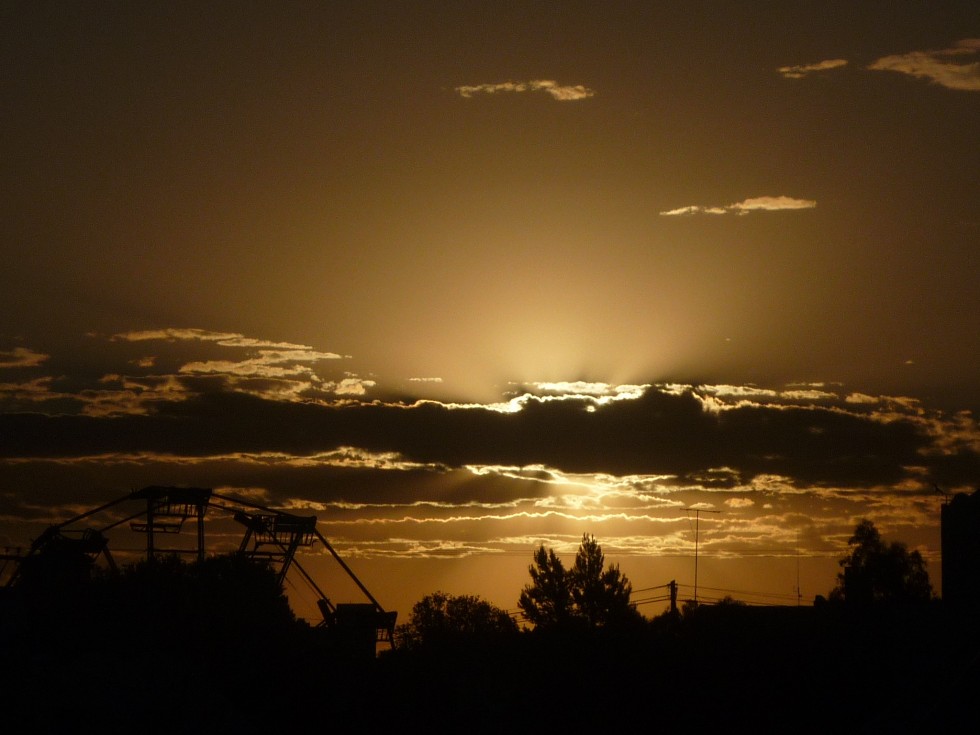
[2,328,971,614]
[4,333,974,539]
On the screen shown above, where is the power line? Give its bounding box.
[695,586,801,604]
[631,582,673,594]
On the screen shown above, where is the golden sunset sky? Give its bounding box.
[2,2,978,620]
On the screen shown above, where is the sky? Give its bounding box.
[1,1,978,621]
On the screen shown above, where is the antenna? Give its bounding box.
[682,507,720,603]
[796,528,802,607]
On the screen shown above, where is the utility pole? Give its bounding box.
[796,528,802,607]
[683,507,720,604]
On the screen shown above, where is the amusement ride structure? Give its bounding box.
[1,486,397,652]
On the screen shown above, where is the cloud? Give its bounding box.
[109,328,346,402]
[659,205,727,217]
[0,329,360,416]
[180,348,340,376]
[78,375,192,416]
[112,328,333,352]
[0,347,49,369]
[2,332,974,573]
[1,380,970,592]
[0,377,57,401]
[778,58,848,79]
[8,333,969,494]
[660,196,816,216]
[730,196,817,213]
[4,380,975,492]
[868,38,980,92]
[333,377,377,396]
[455,79,595,101]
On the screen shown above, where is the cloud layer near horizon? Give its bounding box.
[1,328,972,616]
[2,331,977,497]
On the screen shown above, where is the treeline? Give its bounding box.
[375,527,973,731]
[1,526,976,733]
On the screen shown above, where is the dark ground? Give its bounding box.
[3,591,977,734]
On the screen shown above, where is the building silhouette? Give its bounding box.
[941,488,980,609]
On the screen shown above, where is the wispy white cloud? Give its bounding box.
[660,196,817,217]
[112,328,336,353]
[112,328,344,397]
[730,196,817,213]
[0,376,57,400]
[80,375,191,416]
[333,377,377,396]
[455,79,595,101]
[180,349,341,378]
[659,205,727,217]
[0,328,362,414]
[0,373,191,415]
[868,38,980,92]
[0,347,49,369]
[778,58,848,79]
[7,448,442,474]
[430,382,650,414]
[780,389,837,401]
[702,385,779,399]
[521,381,647,402]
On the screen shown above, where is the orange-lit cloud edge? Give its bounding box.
[455,79,596,101]
[775,38,980,91]
[2,328,976,590]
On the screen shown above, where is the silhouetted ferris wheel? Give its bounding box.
[3,485,397,651]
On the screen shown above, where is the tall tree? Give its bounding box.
[832,520,933,604]
[518,544,574,628]
[519,535,639,628]
[570,534,637,627]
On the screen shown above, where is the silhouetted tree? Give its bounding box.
[519,534,639,628]
[569,533,638,627]
[831,520,933,604]
[518,544,574,628]
[396,591,518,649]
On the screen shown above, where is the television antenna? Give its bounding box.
[682,507,720,603]
[796,528,802,606]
